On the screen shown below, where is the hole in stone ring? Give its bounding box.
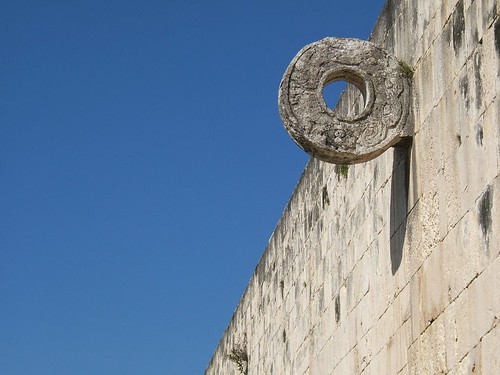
[322,80,348,109]
[322,80,365,115]
[321,69,370,119]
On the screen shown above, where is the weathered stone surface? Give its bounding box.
[278,37,411,164]
[207,1,500,374]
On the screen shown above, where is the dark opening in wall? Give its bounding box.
[478,185,493,252]
[335,295,341,323]
[452,0,465,53]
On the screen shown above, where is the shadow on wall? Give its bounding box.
[389,140,412,275]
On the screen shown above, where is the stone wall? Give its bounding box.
[206,0,499,373]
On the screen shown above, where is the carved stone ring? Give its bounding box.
[278,37,411,164]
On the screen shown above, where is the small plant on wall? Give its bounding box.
[334,164,349,179]
[228,343,248,375]
[398,59,414,78]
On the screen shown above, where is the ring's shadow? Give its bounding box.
[390,139,412,275]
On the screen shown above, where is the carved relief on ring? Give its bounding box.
[278,37,412,164]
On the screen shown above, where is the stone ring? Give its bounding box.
[278,37,411,164]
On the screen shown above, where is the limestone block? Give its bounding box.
[442,211,483,302]
[481,326,500,374]
[415,0,434,50]
[438,161,463,239]
[334,345,358,375]
[403,199,440,281]
[408,314,447,374]
[414,48,435,127]
[416,114,445,182]
[409,244,447,341]
[366,344,388,375]
[443,293,471,371]
[467,256,500,345]
[347,252,371,314]
[452,344,481,374]
[292,339,309,375]
[319,305,336,348]
[393,1,421,63]
[454,121,498,222]
[386,320,411,375]
[356,332,373,373]
[371,302,397,356]
[482,28,499,111]
[430,34,447,109]
[310,339,333,375]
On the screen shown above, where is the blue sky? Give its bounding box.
[1,1,385,373]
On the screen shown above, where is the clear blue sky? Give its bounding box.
[1,1,385,373]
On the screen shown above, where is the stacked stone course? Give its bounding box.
[206,0,499,373]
